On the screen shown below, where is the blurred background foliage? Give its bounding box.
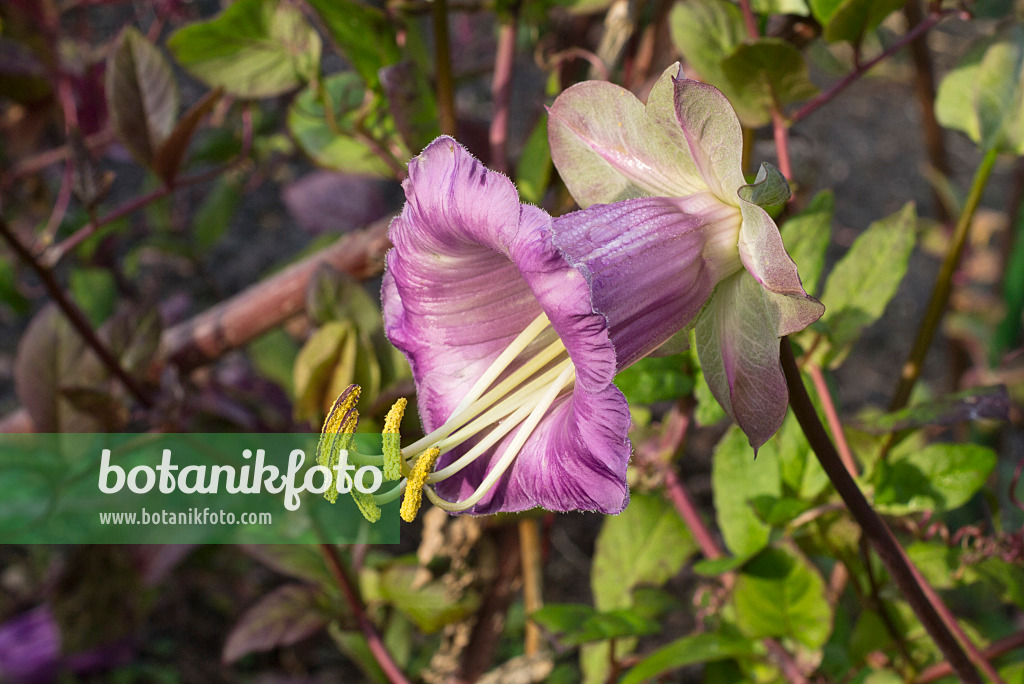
[0,0,1023,681]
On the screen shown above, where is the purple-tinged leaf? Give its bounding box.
[240,545,334,587]
[222,585,331,664]
[153,87,223,185]
[106,27,180,168]
[282,170,398,234]
[547,66,708,208]
[695,271,790,450]
[854,385,1010,434]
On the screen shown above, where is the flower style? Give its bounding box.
[548,63,824,448]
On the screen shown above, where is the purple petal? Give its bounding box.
[695,271,790,449]
[382,137,630,513]
[551,193,742,369]
[435,388,631,514]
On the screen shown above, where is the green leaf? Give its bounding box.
[738,162,792,209]
[106,27,180,167]
[168,0,321,99]
[810,0,904,45]
[193,175,241,250]
[0,258,28,314]
[306,265,382,331]
[293,321,352,424]
[69,268,117,327]
[853,385,1009,434]
[872,443,997,514]
[721,39,819,117]
[818,203,916,366]
[533,604,660,646]
[305,0,400,89]
[249,329,300,395]
[516,113,553,205]
[614,353,693,405]
[732,546,833,649]
[691,331,727,426]
[328,626,389,684]
[780,190,834,296]
[750,0,811,14]
[591,493,696,610]
[223,584,331,663]
[711,425,782,557]
[288,74,402,178]
[668,0,759,125]
[775,409,830,500]
[375,563,479,633]
[621,630,759,684]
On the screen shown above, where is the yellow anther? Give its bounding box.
[400,447,441,523]
[352,488,381,523]
[318,385,361,504]
[383,397,407,434]
[321,384,361,435]
[382,397,407,481]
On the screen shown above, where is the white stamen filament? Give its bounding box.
[424,364,576,512]
[446,312,551,418]
[368,316,578,512]
[400,335,568,459]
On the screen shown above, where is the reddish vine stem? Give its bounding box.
[656,405,808,684]
[318,544,412,684]
[791,11,952,123]
[4,129,115,186]
[0,217,152,408]
[490,17,517,173]
[917,630,1024,684]
[781,338,983,684]
[807,363,857,475]
[44,106,254,267]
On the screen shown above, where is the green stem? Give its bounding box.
[889,147,999,412]
[432,0,457,136]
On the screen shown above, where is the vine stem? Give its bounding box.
[736,0,793,181]
[655,405,809,684]
[432,0,457,137]
[43,106,254,267]
[490,18,517,173]
[807,363,857,475]
[889,147,999,411]
[519,517,544,655]
[318,544,412,684]
[781,338,984,683]
[917,630,1024,683]
[0,217,152,408]
[791,11,951,123]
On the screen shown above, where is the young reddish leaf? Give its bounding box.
[153,87,223,185]
[106,27,180,168]
[222,584,331,664]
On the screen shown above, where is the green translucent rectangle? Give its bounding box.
[0,434,399,544]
